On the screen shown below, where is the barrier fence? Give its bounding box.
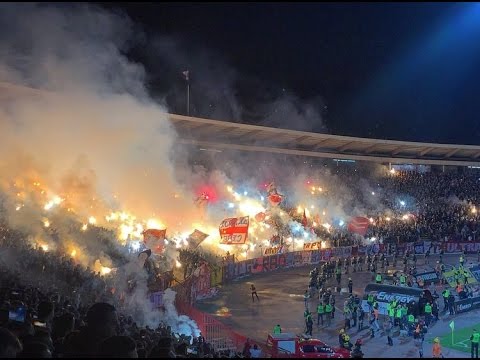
[175,300,246,351]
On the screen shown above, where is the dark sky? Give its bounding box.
[105,2,480,145]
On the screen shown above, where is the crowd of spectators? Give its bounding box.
[286,169,480,250]
[0,167,479,357]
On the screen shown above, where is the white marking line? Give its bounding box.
[453,338,469,349]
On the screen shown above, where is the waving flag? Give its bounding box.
[219,216,249,244]
[255,212,266,222]
[142,229,166,254]
[188,229,209,249]
[268,193,283,207]
[302,209,308,228]
[347,216,370,236]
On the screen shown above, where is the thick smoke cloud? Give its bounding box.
[0,3,202,226]
[0,2,203,334]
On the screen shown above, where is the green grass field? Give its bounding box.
[431,323,480,354]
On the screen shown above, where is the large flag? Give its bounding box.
[188,229,209,249]
[182,70,189,81]
[255,212,266,222]
[347,216,370,236]
[302,209,308,228]
[268,193,283,207]
[449,320,454,330]
[142,229,166,254]
[219,216,249,244]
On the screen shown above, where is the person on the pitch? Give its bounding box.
[250,284,259,302]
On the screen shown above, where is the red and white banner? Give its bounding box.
[347,216,369,236]
[219,216,249,244]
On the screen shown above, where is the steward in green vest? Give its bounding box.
[375,273,382,284]
[325,303,333,314]
[388,305,395,319]
[407,314,415,323]
[367,294,374,307]
[305,312,312,325]
[400,274,406,285]
[442,289,450,309]
[424,303,433,325]
[325,303,333,326]
[424,303,432,314]
[395,308,402,321]
[273,324,282,334]
[471,329,480,358]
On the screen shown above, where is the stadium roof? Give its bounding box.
[169,114,480,166]
[1,82,480,166]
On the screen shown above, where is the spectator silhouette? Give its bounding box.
[63,302,118,357]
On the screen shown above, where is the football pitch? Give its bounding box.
[432,323,480,354]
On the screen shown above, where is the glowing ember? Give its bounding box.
[175,260,182,268]
[472,207,477,214]
[88,216,97,225]
[43,219,50,228]
[71,249,77,257]
[146,218,165,230]
[39,244,49,252]
[44,195,63,211]
[101,267,112,275]
[81,224,88,231]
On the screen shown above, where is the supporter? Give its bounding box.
[17,340,52,358]
[0,327,23,357]
[98,335,138,358]
[249,344,261,358]
[63,302,118,357]
[36,301,54,331]
[148,337,176,358]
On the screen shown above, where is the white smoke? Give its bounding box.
[162,288,201,339]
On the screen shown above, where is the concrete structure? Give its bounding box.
[169,114,480,167]
[2,81,480,166]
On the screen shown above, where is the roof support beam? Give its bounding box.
[473,151,480,159]
[337,141,356,152]
[177,139,480,167]
[288,135,311,146]
[419,147,434,156]
[235,130,262,140]
[391,146,406,156]
[364,144,379,154]
[312,139,331,150]
[445,148,460,158]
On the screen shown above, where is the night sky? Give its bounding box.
[104,2,480,145]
